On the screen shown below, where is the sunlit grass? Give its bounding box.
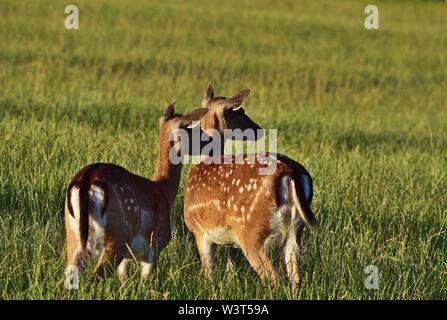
[0,0,446,299]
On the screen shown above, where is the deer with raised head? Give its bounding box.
[64,102,208,279]
[184,84,319,288]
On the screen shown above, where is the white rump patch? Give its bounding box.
[70,187,80,219]
[89,185,105,218]
[69,187,80,240]
[279,176,290,204]
[89,185,107,253]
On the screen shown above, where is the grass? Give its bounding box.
[0,0,446,299]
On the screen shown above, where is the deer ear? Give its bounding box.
[204,83,214,100]
[223,89,251,110]
[180,108,209,127]
[163,101,176,119]
[202,83,214,107]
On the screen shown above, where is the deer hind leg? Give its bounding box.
[284,221,304,289]
[239,234,278,286]
[226,247,239,272]
[194,232,214,279]
[92,242,124,278]
[65,204,89,273]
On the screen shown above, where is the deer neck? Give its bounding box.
[152,129,183,208]
[202,113,226,159]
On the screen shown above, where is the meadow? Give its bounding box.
[0,0,446,299]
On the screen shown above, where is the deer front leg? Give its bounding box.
[141,246,157,280]
[194,232,214,279]
[139,231,158,280]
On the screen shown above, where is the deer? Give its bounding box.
[183,84,319,288]
[64,102,208,279]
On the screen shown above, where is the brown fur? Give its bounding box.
[64,103,208,278]
[183,84,319,288]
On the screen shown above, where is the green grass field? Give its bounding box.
[0,0,446,299]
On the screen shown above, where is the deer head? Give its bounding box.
[200,83,263,145]
[158,102,209,161]
[154,102,209,181]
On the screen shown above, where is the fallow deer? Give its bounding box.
[183,84,319,288]
[64,102,208,279]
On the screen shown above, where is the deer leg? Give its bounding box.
[65,204,88,273]
[194,232,214,279]
[117,258,130,281]
[240,239,278,286]
[141,245,157,280]
[284,231,300,289]
[284,221,305,289]
[92,246,123,278]
[226,247,239,272]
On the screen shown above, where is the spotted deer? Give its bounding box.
[184,84,319,288]
[64,102,208,279]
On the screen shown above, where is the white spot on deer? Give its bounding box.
[130,198,134,204]
[247,184,252,191]
[236,179,240,186]
[239,186,244,193]
[127,206,131,211]
[241,206,245,213]
[231,179,236,186]
[120,186,124,192]
[233,205,238,211]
